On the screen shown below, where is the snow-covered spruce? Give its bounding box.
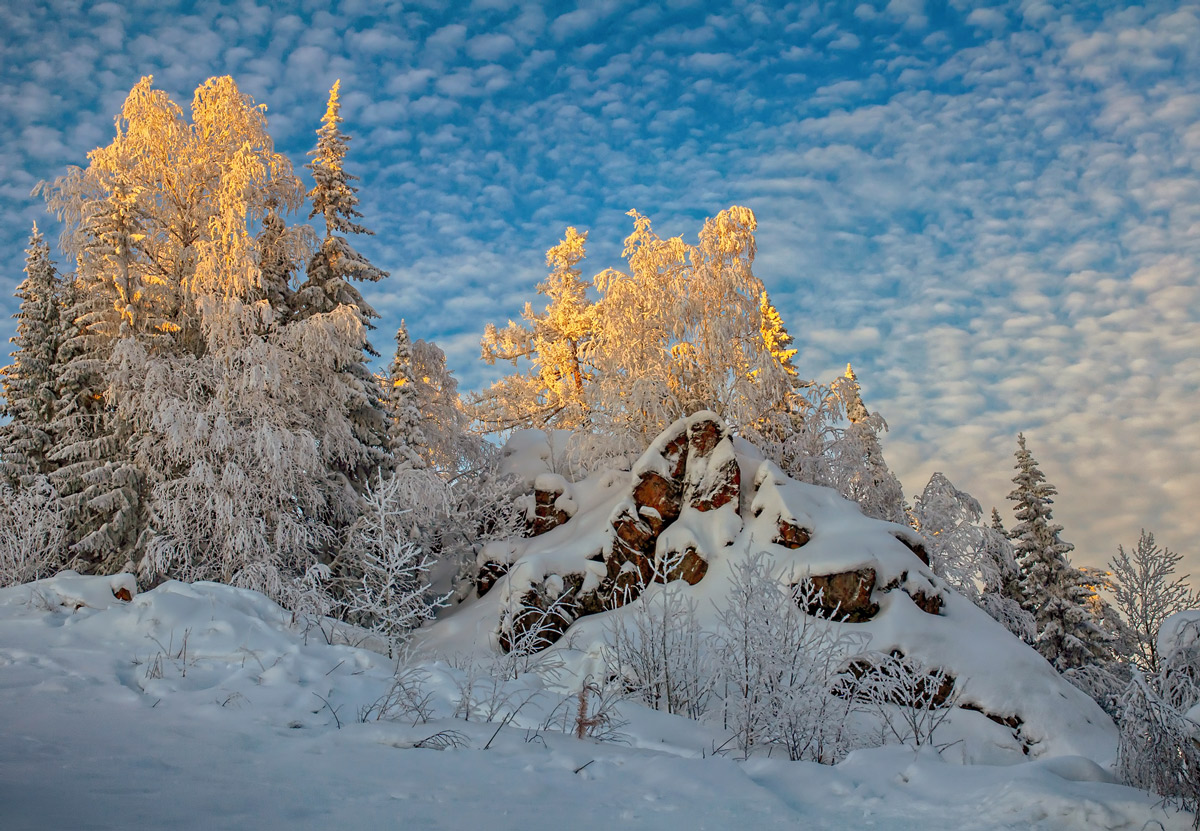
[418,412,1116,763]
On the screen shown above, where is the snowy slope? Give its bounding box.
[422,413,1115,762]
[0,572,1190,831]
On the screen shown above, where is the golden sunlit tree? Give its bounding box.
[475,206,806,461]
[35,76,389,603]
[476,226,597,432]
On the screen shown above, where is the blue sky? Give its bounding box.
[2,0,1199,574]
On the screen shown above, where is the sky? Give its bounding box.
[1,0,1198,576]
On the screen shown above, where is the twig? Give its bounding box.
[312,691,343,729]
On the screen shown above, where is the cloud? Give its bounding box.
[466,32,517,61]
[2,0,1200,579]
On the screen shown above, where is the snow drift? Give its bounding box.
[422,411,1116,762]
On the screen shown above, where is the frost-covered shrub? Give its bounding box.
[712,552,864,762]
[1118,619,1200,826]
[0,476,68,586]
[339,472,450,649]
[850,651,959,749]
[605,573,710,720]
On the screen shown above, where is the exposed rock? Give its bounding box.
[906,588,943,616]
[687,417,722,457]
[632,471,682,534]
[960,702,1024,731]
[112,586,133,602]
[661,429,690,479]
[561,573,608,617]
[611,508,656,561]
[842,649,957,708]
[802,568,879,622]
[498,588,575,653]
[894,534,929,566]
[476,561,509,598]
[773,519,810,549]
[690,458,740,512]
[663,547,708,585]
[529,480,572,536]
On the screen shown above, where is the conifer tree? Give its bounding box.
[37,75,390,595]
[1008,433,1107,670]
[293,80,390,495]
[383,322,426,470]
[411,337,484,476]
[826,365,905,523]
[1,226,64,482]
[758,291,798,379]
[294,80,387,326]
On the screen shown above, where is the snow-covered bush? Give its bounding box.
[1118,617,1200,826]
[850,651,959,749]
[605,569,710,719]
[339,472,450,649]
[0,476,69,586]
[713,552,864,762]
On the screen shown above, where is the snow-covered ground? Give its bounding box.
[0,573,1190,830]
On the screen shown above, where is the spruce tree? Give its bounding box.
[294,80,387,326]
[383,322,426,470]
[293,80,390,495]
[1,226,64,482]
[829,365,905,523]
[1008,433,1107,670]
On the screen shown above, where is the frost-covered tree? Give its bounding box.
[36,76,390,597]
[911,473,1033,641]
[1,226,64,482]
[339,472,449,650]
[294,80,387,326]
[1110,530,1198,674]
[1008,433,1107,670]
[293,80,390,493]
[476,207,804,472]
[1118,616,1200,825]
[605,577,710,720]
[255,207,313,320]
[0,476,69,587]
[821,366,905,523]
[713,552,863,762]
[477,226,596,433]
[382,322,426,470]
[411,338,486,477]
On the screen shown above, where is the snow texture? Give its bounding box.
[0,572,1189,830]
[424,419,1117,764]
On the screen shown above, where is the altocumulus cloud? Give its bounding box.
[0,0,1198,573]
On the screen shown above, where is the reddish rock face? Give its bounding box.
[612,509,656,555]
[498,589,575,653]
[690,459,740,512]
[661,430,690,479]
[802,568,880,622]
[476,561,510,598]
[528,483,573,536]
[773,519,811,549]
[632,471,682,533]
[112,586,133,602]
[687,418,722,457]
[906,588,943,616]
[508,414,749,653]
[895,535,930,566]
[842,650,957,708]
[664,548,709,585]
